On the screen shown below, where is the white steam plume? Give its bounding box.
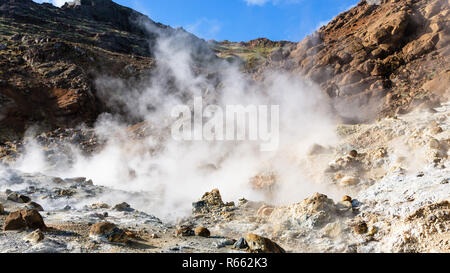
[8,20,342,220]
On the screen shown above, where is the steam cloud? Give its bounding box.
[5,18,342,220]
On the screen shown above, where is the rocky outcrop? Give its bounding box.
[215,0,449,121]
[289,0,450,120]
[0,0,160,142]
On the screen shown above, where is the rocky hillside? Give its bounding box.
[218,0,450,121]
[0,0,213,142]
[1,0,449,142]
[0,0,449,254]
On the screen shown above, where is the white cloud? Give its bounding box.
[245,0,271,6]
[186,18,222,40]
[243,0,302,6]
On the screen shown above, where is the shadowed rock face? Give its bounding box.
[0,0,215,142]
[0,0,156,142]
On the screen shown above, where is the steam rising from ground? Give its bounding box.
[6,24,342,220]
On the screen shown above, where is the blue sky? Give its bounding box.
[34,0,359,42]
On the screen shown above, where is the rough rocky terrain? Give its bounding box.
[0,0,449,253]
[217,0,450,121]
[0,101,448,253]
[0,0,214,142]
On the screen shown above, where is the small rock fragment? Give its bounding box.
[113,202,134,212]
[24,229,45,243]
[354,221,368,234]
[89,222,128,244]
[26,202,44,211]
[233,238,248,249]
[349,150,358,158]
[194,226,210,237]
[245,233,285,253]
[175,227,194,237]
[7,192,31,203]
[368,226,377,236]
[340,176,359,186]
[342,195,352,202]
[91,203,110,209]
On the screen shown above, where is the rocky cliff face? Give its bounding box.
[1,0,448,141]
[291,0,449,120]
[217,0,449,121]
[0,0,213,142]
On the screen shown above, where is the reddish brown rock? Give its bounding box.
[89,222,129,243]
[4,209,46,231]
[3,210,27,231]
[175,226,195,237]
[194,226,211,237]
[342,195,352,202]
[21,209,47,230]
[245,234,286,253]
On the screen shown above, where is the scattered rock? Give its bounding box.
[349,150,358,158]
[430,126,443,135]
[64,177,87,184]
[194,226,210,237]
[89,222,128,244]
[52,177,64,184]
[193,189,225,214]
[0,203,4,214]
[4,209,46,231]
[216,239,236,248]
[53,188,76,197]
[113,202,134,212]
[233,238,248,249]
[340,176,359,186]
[23,229,45,244]
[175,227,194,237]
[202,189,224,207]
[342,195,352,202]
[7,192,31,203]
[368,226,377,236]
[238,198,248,206]
[375,148,387,158]
[354,221,368,234]
[91,203,110,209]
[26,202,44,212]
[245,234,285,253]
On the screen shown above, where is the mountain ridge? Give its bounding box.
[0,0,449,142]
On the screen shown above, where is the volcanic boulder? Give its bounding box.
[4,209,46,231]
[245,234,285,253]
